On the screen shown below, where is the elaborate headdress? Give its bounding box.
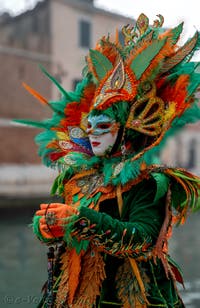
[17,14,200,185]
[86,14,200,159]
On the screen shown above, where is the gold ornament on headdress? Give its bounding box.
[126,81,165,136]
[121,13,164,46]
[153,14,164,28]
[122,24,138,45]
[136,13,149,35]
[93,56,137,110]
[87,12,200,157]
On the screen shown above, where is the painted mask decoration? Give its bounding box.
[86,114,120,156]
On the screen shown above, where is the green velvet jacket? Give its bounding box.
[35,176,186,308]
[76,178,184,307]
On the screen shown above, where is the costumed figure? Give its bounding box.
[18,13,200,308]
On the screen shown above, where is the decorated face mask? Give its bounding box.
[86,114,119,156]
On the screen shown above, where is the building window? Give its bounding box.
[79,20,91,48]
[32,15,39,33]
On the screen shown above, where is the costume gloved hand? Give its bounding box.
[35,203,78,239]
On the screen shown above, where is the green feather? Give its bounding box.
[187,72,200,96]
[152,172,169,202]
[170,32,200,70]
[166,62,199,80]
[170,22,184,45]
[171,181,187,211]
[35,130,56,143]
[51,167,74,195]
[169,169,200,212]
[63,214,90,253]
[42,114,64,128]
[89,49,113,80]
[13,119,47,128]
[130,38,167,79]
[39,64,70,98]
[48,100,67,114]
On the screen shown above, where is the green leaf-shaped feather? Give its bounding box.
[187,72,200,96]
[130,38,167,79]
[89,49,113,80]
[170,22,184,45]
[152,172,169,202]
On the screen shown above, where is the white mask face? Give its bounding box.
[87,114,119,156]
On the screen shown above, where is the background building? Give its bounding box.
[0,0,132,197]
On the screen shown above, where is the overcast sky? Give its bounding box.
[97,0,200,37]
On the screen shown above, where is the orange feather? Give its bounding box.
[96,38,121,65]
[68,248,82,304]
[22,82,48,105]
[159,75,190,116]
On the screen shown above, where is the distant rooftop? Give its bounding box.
[0,0,133,26]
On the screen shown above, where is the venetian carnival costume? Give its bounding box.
[18,14,200,307]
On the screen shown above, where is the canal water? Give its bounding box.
[0,203,200,307]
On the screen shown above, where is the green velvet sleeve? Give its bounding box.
[70,178,166,257]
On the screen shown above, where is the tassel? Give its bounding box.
[128,258,150,306]
[116,185,123,216]
[46,246,55,308]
